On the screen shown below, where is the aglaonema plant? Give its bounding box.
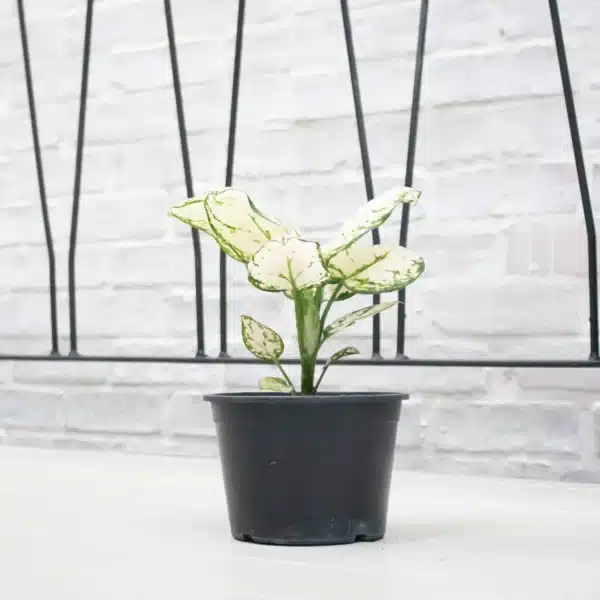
[169,186,425,395]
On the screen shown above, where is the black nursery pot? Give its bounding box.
[205,391,406,546]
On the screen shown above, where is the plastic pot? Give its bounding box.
[205,391,405,546]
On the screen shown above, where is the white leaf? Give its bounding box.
[205,188,296,262]
[323,301,398,340]
[241,315,284,361]
[169,196,212,235]
[326,245,424,294]
[247,237,330,293]
[321,186,421,261]
[329,346,360,362]
[259,376,292,392]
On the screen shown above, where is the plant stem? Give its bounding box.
[319,283,343,338]
[300,357,315,395]
[275,361,296,394]
[294,288,321,394]
[313,359,332,394]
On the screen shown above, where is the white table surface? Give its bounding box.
[0,446,598,600]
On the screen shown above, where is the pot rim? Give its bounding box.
[204,391,408,404]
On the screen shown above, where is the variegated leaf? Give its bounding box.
[169,196,213,235]
[247,237,331,293]
[259,376,292,392]
[241,315,284,361]
[314,346,360,391]
[326,245,424,294]
[205,188,296,263]
[321,186,421,261]
[329,346,360,362]
[323,301,398,340]
[323,283,355,303]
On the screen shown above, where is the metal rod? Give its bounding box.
[67,0,94,356]
[340,0,381,358]
[397,0,429,358]
[16,0,60,355]
[221,0,246,357]
[0,353,598,368]
[548,0,599,359]
[164,0,206,357]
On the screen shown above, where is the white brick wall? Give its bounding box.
[1,0,600,482]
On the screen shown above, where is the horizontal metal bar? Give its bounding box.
[0,354,598,368]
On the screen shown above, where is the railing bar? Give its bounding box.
[340,0,381,358]
[547,0,599,359]
[164,0,206,357]
[67,0,95,356]
[16,0,60,355]
[0,354,598,368]
[396,0,429,358]
[220,0,246,357]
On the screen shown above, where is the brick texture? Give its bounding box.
[1,0,600,482]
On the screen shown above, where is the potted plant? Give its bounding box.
[169,185,425,546]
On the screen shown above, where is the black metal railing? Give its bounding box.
[2,0,598,369]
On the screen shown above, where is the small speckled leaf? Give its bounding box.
[205,188,296,263]
[329,346,360,362]
[323,302,398,340]
[314,346,360,392]
[259,376,292,392]
[241,315,284,361]
[248,237,330,293]
[169,196,213,235]
[326,245,425,294]
[321,186,421,261]
[323,283,355,302]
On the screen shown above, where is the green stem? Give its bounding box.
[313,359,332,394]
[319,283,343,339]
[300,357,315,395]
[294,288,321,394]
[275,361,296,394]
